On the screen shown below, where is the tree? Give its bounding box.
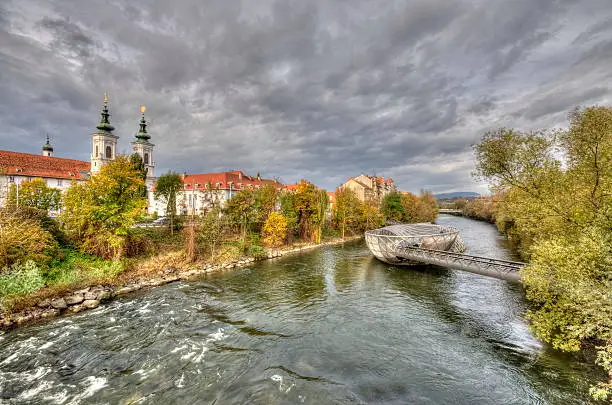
[198,207,224,261]
[154,172,184,234]
[333,188,363,238]
[61,156,147,258]
[280,192,299,243]
[129,153,148,198]
[381,192,405,222]
[473,107,612,400]
[414,190,439,222]
[224,189,257,244]
[253,185,279,230]
[7,178,61,211]
[262,212,288,248]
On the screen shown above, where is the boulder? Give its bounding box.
[37,299,51,308]
[82,300,100,309]
[50,298,67,310]
[64,294,84,305]
[84,291,97,300]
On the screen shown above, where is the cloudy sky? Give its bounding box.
[1,0,611,193]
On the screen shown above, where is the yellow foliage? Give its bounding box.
[262,212,288,248]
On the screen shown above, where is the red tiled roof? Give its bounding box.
[182,171,283,191]
[327,191,335,203]
[0,150,90,181]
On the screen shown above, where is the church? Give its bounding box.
[0,94,156,209]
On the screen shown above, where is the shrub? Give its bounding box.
[0,208,58,268]
[0,261,45,308]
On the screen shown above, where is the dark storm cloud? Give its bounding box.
[1,0,612,194]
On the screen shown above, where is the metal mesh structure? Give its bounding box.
[365,223,465,265]
[364,223,524,282]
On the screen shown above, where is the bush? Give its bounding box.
[0,208,58,268]
[0,261,45,308]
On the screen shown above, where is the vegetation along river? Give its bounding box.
[0,215,602,404]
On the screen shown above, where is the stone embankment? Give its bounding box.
[1,236,362,329]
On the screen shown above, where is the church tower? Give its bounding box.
[90,93,118,174]
[42,135,54,157]
[131,105,155,184]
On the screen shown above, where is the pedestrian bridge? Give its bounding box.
[365,224,524,282]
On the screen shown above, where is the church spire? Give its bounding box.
[135,105,151,142]
[42,134,54,156]
[96,92,115,134]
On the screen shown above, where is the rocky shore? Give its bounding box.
[0,236,363,330]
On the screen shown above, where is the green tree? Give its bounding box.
[130,153,148,198]
[61,156,147,258]
[225,189,257,245]
[198,207,224,261]
[7,178,61,211]
[381,192,405,222]
[280,192,299,243]
[154,172,184,234]
[253,185,279,230]
[473,107,612,400]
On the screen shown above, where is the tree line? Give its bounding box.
[472,106,611,400]
[0,155,439,312]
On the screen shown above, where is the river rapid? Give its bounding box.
[0,215,600,404]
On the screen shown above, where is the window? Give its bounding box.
[105,146,112,159]
[95,145,99,157]
[8,176,14,183]
[144,153,149,164]
[57,179,63,187]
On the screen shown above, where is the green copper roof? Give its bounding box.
[96,94,115,134]
[135,107,150,142]
[42,134,53,151]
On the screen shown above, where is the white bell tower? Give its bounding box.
[91,93,119,175]
[131,105,155,185]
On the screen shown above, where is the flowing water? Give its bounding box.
[0,215,601,404]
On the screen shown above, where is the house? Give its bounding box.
[151,170,284,216]
[340,174,396,204]
[0,149,91,207]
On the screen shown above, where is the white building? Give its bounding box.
[0,94,156,209]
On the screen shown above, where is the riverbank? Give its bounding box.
[0,235,363,330]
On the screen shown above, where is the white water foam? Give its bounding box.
[174,373,185,388]
[66,376,107,405]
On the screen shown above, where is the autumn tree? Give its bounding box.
[154,172,183,234]
[333,188,364,238]
[473,106,612,400]
[262,212,288,248]
[7,178,61,211]
[61,156,147,258]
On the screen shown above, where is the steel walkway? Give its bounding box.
[393,245,524,282]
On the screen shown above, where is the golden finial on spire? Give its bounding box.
[140,105,146,114]
[103,92,108,104]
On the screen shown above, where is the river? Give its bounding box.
[0,215,601,404]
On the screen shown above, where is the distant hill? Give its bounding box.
[434,192,480,200]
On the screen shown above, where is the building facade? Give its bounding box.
[150,171,284,216]
[0,95,155,209]
[340,174,396,204]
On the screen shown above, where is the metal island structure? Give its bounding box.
[364,223,524,282]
